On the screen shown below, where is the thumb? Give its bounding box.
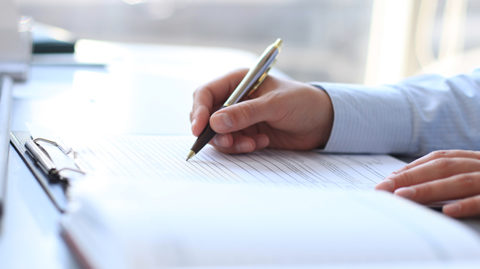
[210,97,278,134]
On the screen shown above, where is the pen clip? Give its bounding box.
[224,39,281,106]
[247,66,272,98]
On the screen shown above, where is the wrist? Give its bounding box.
[314,86,334,148]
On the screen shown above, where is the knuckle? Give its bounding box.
[392,171,415,187]
[456,173,478,189]
[471,196,480,211]
[430,150,451,159]
[197,85,214,98]
[458,197,480,216]
[266,90,282,103]
[237,102,256,123]
[196,86,208,96]
[431,158,453,170]
[400,162,415,171]
[414,185,431,200]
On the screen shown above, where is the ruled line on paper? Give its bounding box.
[72,136,405,189]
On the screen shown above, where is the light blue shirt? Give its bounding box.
[316,69,480,157]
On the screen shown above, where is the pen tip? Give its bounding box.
[274,38,283,49]
[186,150,195,161]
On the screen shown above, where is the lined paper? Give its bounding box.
[72,135,405,190]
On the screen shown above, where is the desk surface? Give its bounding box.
[1,40,480,268]
[0,40,263,268]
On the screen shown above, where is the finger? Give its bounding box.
[191,69,248,118]
[209,94,282,134]
[376,157,480,192]
[393,150,480,175]
[212,133,256,154]
[212,133,269,154]
[211,134,233,148]
[394,171,480,204]
[191,105,211,136]
[210,124,260,147]
[253,133,270,150]
[191,69,248,136]
[443,195,480,218]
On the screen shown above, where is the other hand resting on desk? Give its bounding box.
[376,150,480,218]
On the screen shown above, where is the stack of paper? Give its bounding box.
[58,135,480,268]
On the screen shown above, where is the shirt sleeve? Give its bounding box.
[313,69,480,156]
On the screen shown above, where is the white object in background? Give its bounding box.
[0,0,31,81]
[364,0,469,85]
[364,0,416,85]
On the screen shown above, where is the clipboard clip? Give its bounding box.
[25,137,85,184]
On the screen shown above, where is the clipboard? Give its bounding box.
[10,131,84,213]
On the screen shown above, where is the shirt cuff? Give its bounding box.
[312,82,413,154]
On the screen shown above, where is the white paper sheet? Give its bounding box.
[70,135,405,189]
[64,182,480,269]
[61,135,480,269]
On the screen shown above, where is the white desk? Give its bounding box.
[1,40,480,268]
[0,40,261,268]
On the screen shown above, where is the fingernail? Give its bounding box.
[213,136,221,146]
[444,203,461,216]
[236,141,253,152]
[257,135,269,148]
[213,113,233,130]
[375,179,395,192]
[213,135,228,147]
[395,187,416,199]
[191,119,197,128]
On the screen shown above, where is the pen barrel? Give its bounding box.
[224,43,280,107]
[190,122,217,154]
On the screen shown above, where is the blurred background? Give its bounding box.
[14,0,480,84]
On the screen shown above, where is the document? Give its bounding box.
[63,181,480,269]
[60,135,480,268]
[70,135,405,189]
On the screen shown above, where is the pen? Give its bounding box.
[186,38,282,161]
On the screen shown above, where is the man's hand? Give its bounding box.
[376,150,480,218]
[190,69,334,154]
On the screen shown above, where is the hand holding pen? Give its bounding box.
[188,39,334,159]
